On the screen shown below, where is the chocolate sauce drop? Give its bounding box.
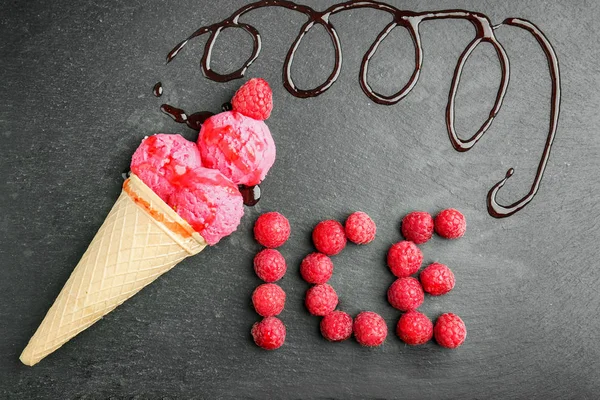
[160,103,214,130]
[153,82,163,97]
[239,184,261,206]
[160,104,188,123]
[161,1,561,218]
[222,102,233,111]
[186,111,214,131]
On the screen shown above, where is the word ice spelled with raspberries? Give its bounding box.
[248,209,467,350]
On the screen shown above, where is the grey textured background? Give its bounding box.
[1,0,600,398]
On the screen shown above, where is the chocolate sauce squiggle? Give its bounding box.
[164,1,561,218]
[486,18,561,218]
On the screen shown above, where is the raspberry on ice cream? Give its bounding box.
[387,241,423,278]
[434,313,467,349]
[387,277,424,311]
[320,311,353,342]
[130,134,203,202]
[300,253,334,284]
[396,311,433,345]
[197,111,276,186]
[420,262,455,296]
[253,249,287,283]
[251,316,286,350]
[252,283,286,317]
[167,167,244,245]
[232,78,273,121]
[401,211,434,244]
[344,211,376,244]
[312,220,347,256]
[253,212,291,248]
[305,283,338,316]
[353,311,387,347]
[435,208,466,239]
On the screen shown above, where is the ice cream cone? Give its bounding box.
[20,174,207,366]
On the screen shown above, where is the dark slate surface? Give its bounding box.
[1,0,600,398]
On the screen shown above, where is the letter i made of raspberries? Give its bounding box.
[249,208,468,350]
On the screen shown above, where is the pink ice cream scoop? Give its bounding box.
[168,167,244,245]
[130,134,203,202]
[197,111,276,186]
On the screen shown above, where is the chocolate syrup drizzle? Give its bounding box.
[162,0,561,218]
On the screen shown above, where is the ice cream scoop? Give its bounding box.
[197,111,276,186]
[131,133,203,202]
[169,167,244,245]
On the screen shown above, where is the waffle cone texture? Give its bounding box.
[20,174,206,366]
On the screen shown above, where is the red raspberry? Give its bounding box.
[353,311,387,347]
[387,241,423,278]
[434,313,467,349]
[253,249,287,283]
[312,220,347,256]
[420,262,455,296]
[231,78,273,120]
[434,208,466,239]
[252,283,286,317]
[396,311,433,345]
[254,212,291,248]
[300,252,334,284]
[401,211,434,244]
[251,316,286,350]
[305,284,338,316]
[344,211,376,244]
[320,311,353,342]
[387,277,424,311]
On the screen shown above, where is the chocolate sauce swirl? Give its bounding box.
[163,0,561,219]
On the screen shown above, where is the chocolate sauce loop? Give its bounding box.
[283,18,343,97]
[445,37,510,152]
[162,1,561,218]
[202,23,262,82]
[359,20,423,104]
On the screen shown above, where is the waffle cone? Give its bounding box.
[20,174,206,366]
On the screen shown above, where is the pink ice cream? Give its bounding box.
[130,134,203,202]
[168,167,244,245]
[197,111,276,186]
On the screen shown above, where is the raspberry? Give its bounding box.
[300,252,334,284]
[312,220,347,256]
[344,211,376,244]
[387,277,424,311]
[320,311,353,342]
[387,241,423,278]
[252,283,286,317]
[420,262,455,296]
[434,208,466,239]
[434,313,467,349]
[253,249,287,283]
[401,211,434,244]
[231,78,273,120]
[353,311,387,347]
[254,212,291,248]
[251,316,286,350]
[396,311,433,345]
[305,284,338,316]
